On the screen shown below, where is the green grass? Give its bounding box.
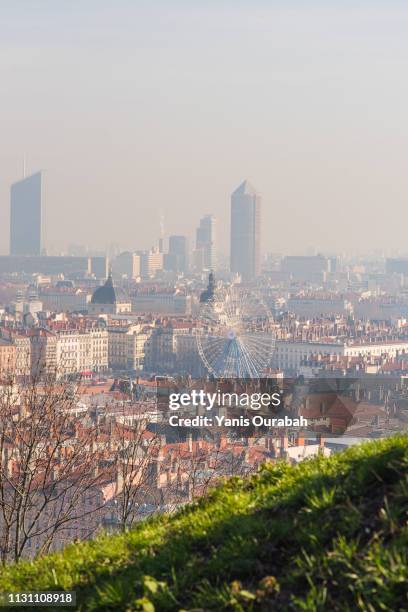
[1,434,407,611]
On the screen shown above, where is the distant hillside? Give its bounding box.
[1,435,407,611]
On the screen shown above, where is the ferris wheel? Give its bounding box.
[195,284,275,378]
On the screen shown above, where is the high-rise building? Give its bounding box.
[112,252,141,280]
[10,171,44,256]
[196,214,216,271]
[230,180,261,281]
[166,235,189,274]
[137,248,164,278]
[386,258,408,275]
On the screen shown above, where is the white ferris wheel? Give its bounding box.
[195,284,275,378]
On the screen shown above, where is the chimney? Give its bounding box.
[297,433,305,447]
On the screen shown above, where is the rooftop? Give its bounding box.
[232,179,258,197]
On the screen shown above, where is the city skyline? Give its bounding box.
[0,2,407,599]
[1,2,408,255]
[5,167,408,262]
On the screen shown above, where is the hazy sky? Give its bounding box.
[1,1,408,256]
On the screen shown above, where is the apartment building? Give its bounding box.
[108,323,152,371]
[286,297,352,318]
[0,339,16,378]
[30,328,58,377]
[273,338,408,374]
[55,328,109,375]
[131,292,192,315]
[39,287,89,313]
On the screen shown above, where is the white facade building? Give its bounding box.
[286,298,352,318]
[273,339,408,374]
[53,328,109,375]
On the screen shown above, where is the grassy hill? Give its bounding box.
[0,434,407,611]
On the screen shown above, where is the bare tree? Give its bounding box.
[0,365,108,563]
[161,432,249,511]
[112,403,163,531]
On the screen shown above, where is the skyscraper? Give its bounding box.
[166,235,189,274]
[230,180,261,281]
[10,171,44,256]
[196,214,216,271]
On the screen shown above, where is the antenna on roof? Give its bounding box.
[158,208,165,252]
[23,154,26,179]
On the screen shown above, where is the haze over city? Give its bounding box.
[1,0,408,255]
[2,4,408,601]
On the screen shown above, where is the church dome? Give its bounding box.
[91,274,116,304]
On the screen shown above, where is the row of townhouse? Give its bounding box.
[0,327,109,379]
[0,322,159,379]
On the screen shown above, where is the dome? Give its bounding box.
[91,274,116,305]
